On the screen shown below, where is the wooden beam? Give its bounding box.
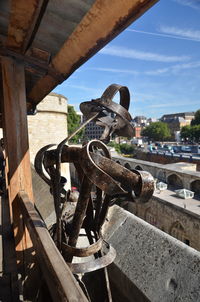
[18,191,88,302]
[27,0,158,108]
[7,0,48,53]
[1,56,34,275]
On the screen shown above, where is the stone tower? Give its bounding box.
[28,92,71,189]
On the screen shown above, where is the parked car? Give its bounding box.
[172,146,181,153]
[158,145,174,153]
[181,146,192,153]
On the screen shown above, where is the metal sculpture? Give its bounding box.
[34,84,154,301]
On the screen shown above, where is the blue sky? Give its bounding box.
[54,0,200,119]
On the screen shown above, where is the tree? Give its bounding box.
[180,125,193,141]
[180,124,200,143]
[119,144,135,155]
[67,105,84,143]
[141,121,171,142]
[193,125,200,142]
[191,109,200,126]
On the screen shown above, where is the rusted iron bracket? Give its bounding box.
[34,84,154,301]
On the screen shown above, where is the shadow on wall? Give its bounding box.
[124,163,131,170]
[190,180,200,197]
[135,165,143,171]
[167,174,183,189]
[157,170,166,182]
[170,221,190,246]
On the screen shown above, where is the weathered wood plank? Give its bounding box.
[7,0,48,53]
[0,195,19,301]
[1,56,34,276]
[19,190,88,302]
[27,0,158,108]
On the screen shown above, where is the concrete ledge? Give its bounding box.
[31,166,56,227]
[103,205,200,302]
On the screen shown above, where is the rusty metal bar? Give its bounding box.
[66,176,93,262]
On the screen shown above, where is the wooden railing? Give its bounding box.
[18,191,88,302]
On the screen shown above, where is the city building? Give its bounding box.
[84,118,104,140]
[161,112,195,139]
[132,115,148,126]
[83,112,115,140]
[147,117,158,123]
[133,126,142,138]
[161,112,195,123]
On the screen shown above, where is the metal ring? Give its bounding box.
[62,235,103,257]
[66,243,116,274]
[80,140,126,195]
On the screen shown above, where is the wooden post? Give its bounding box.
[1,56,35,293]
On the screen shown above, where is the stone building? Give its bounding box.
[161,112,195,123]
[161,111,195,138]
[28,92,71,189]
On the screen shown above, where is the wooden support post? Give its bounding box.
[1,56,35,296]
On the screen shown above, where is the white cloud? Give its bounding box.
[87,61,200,77]
[172,0,200,10]
[145,61,200,75]
[100,45,190,63]
[63,83,99,93]
[127,28,200,43]
[147,100,200,108]
[160,25,200,41]
[87,67,139,75]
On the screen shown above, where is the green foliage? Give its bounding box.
[191,109,200,126]
[119,144,135,154]
[107,141,116,148]
[141,121,171,142]
[181,124,200,142]
[67,105,84,143]
[108,142,135,155]
[180,125,193,141]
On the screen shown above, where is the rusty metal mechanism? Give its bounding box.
[34,84,154,301]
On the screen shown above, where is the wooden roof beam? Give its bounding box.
[6,0,48,53]
[27,0,158,109]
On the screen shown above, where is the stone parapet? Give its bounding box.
[103,205,200,302]
[113,156,200,192]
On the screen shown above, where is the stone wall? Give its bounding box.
[28,92,71,190]
[113,156,200,194]
[125,196,200,251]
[112,156,200,250]
[103,206,200,302]
[135,150,200,170]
